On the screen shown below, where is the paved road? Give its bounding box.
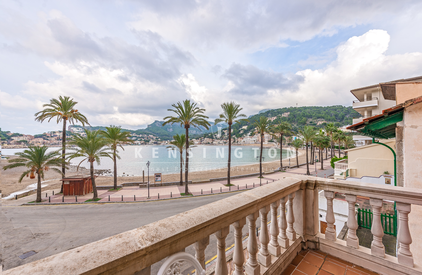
[1,192,260,272]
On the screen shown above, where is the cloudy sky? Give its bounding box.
[2,0,422,134]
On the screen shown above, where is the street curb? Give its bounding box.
[20,188,253,206]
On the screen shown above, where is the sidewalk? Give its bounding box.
[6,162,334,206]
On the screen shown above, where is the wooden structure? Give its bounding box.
[61,176,93,196]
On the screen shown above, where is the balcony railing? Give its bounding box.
[334,159,348,179]
[3,177,422,275]
[352,97,379,109]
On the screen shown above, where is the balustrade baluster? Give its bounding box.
[194,236,209,269]
[269,200,281,256]
[215,227,229,275]
[278,196,289,248]
[324,191,336,241]
[370,198,385,257]
[245,212,260,275]
[346,194,359,248]
[258,205,271,267]
[286,192,296,241]
[397,202,413,267]
[233,218,246,275]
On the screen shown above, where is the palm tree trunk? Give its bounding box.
[331,140,334,158]
[113,149,117,190]
[228,123,232,185]
[60,119,67,193]
[259,133,263,178]
[280,134,283,170]
[185,125,189,194]
[325,147,328,159]
[338,141,341,157]
[310,142,313,164]
[320,149,323,170]
[36,172,42,202]
[296,148,299,167]
[306,142,310,175]
[90,161,98,199]
[179,149,183,186]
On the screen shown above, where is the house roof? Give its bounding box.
[347,96,422,139]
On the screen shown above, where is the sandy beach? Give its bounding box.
[0,147,321,197]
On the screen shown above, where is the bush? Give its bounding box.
[330,156,348,168]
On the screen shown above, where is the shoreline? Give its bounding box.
[0,147,308,197]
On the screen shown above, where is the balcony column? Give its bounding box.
[346,194,359,249]
[370,198,385,257]
[194,236,209,269]
[397,202,413,267]
[258,205,271,267]
[215,226,229,275]
[324,191,336,241]
[278,196,289,248]
[269,200,281,256]
[286,193,296,241]
[232,218,246,275]
[245,212,260,275]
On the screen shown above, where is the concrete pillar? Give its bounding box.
[269,200,281,256]
[232,218,246,275]
[324,191,336,241]
[258,205,271,267]
[194,237,209,269]
[370,198,385,257]
[245,212,260,275]
[346,194,359,249]
[278,196,289,248]
[215,227,229,275]
[397,202,413,267]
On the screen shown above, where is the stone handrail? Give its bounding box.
[5,176,422,275]
[316,177,422,274]
[3,177,303,275]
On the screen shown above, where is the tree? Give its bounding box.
[291,139,303,167]
[67,129,111,200]
[215,102,247,185]
[100,126,134,190]
[167,134,193,186]
[270,120,292,171]
[34,96,89,192]
[254,116,270,179]
[325,123,337,158]
[163,100,210,194]
[299,126,317,175]
[3,146,64,202]
[313,133,330,170]
[333,130,346,157]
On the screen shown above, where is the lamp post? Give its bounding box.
[146,161,150,199]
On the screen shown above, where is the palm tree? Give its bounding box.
[214,102,247,186]
[333,130,345,157]
[163,100,210,194]
[34,96,89,192]
[270,120,292,171]
[313,134,330,170]
[291,139,303,167]
[254,116,270,179]
[3,146,64,202]
[299,126,317,175]
[325,123,337,158]
[167,134,193,186]
[343,135,355,156]
[100,126,134,190]
[67,129,111,200]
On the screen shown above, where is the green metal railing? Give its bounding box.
[357,208,397,236]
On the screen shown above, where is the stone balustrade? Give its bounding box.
[3,176,422,275]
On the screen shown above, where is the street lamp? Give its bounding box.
[146,161,151,199]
